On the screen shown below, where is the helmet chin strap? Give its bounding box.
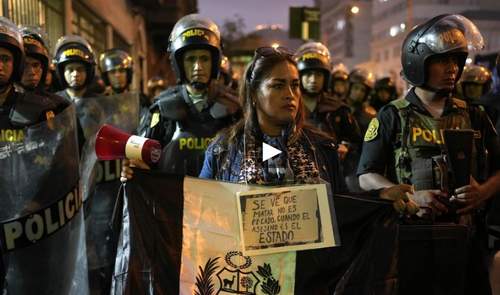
[190,81,208,91]
[71,84,86,91]
[421,83,453,97]
[112,85,127,94]
[304,89,321,96]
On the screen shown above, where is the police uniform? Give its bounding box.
[144,14,239,177]
[356,88,500,186]
[306,93,362,146]
[347,68,377,134]
[370,77,398,111]
[0,21,69,135]
[0,87,68,130]
[147,84,237,176]
[295,42,362,146]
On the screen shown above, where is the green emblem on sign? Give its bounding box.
[364,118,379,141]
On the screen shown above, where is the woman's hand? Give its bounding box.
[337,144,348,160]
[410,189,448,214]
[120,158,151,183]
[455,177,488,214]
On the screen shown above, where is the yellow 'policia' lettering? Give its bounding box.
[0,129,24,142]
[179,137,212,150]
[411,127,445,144]
[301,53,322,60]
[182,29,208,41]
[62,48,86,59]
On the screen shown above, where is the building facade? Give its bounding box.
[318,0,373,70]
[0,0,196,93]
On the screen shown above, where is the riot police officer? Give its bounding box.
[0,17,68,131]
[219,55,238,90]
[53,35,101,148]
[330,65,349,102]
[99,48,133,95]
[19,26,68,104]
[457,64,492,102]
[347,68,376,134]
[370,77,398,111]
[137,76,167,136]
[140,14,240,176]
[54,35,118,294]
[357,14,500,294]
[147,76,167,101]
[19,26,49,92]
[294,42,361,156]
[54,35,98,102]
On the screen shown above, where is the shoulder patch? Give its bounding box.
[150,112,160,128]
[364,118,379,142]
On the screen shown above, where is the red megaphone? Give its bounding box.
[95,124,162,165]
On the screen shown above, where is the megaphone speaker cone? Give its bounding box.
[95,124,162,165]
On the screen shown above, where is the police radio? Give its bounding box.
[95,124,161,165]
[443,129,474,191]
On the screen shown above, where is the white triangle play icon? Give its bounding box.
[262,142,282,162]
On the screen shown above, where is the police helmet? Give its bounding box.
[147,76,167,94]
[349,68,375,90]
[168,14,222,84]
[375,77,396,92]
[458,64,492,96]
[332,69,349,81]
[99,48,133,86]
[0,17,25,82]
[53,35,96,88]
[20,26,50,85]
[294,42,331,91]
[401,14,484,87]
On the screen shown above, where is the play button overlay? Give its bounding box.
[262,142,282,162]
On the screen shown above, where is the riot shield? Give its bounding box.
[78,92,140,202]
[77,92,140,293]
[0,105,88,295]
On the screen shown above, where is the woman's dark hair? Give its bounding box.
[221,47,306,144]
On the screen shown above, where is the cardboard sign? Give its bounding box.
[237,184,336,256]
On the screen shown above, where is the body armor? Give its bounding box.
[150,85,235,176]
[391,97,475,190]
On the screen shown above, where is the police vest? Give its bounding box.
[155,87,234,176]
[392,97,474,190]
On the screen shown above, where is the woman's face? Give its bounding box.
[255,61,301,127]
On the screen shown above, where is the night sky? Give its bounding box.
[198,0,314,33]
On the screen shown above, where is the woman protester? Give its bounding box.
[199,46,344,190]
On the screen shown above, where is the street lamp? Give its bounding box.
[271,43,280,49]
[351,6,360,14]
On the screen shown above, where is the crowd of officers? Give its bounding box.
[1,11,500,294]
